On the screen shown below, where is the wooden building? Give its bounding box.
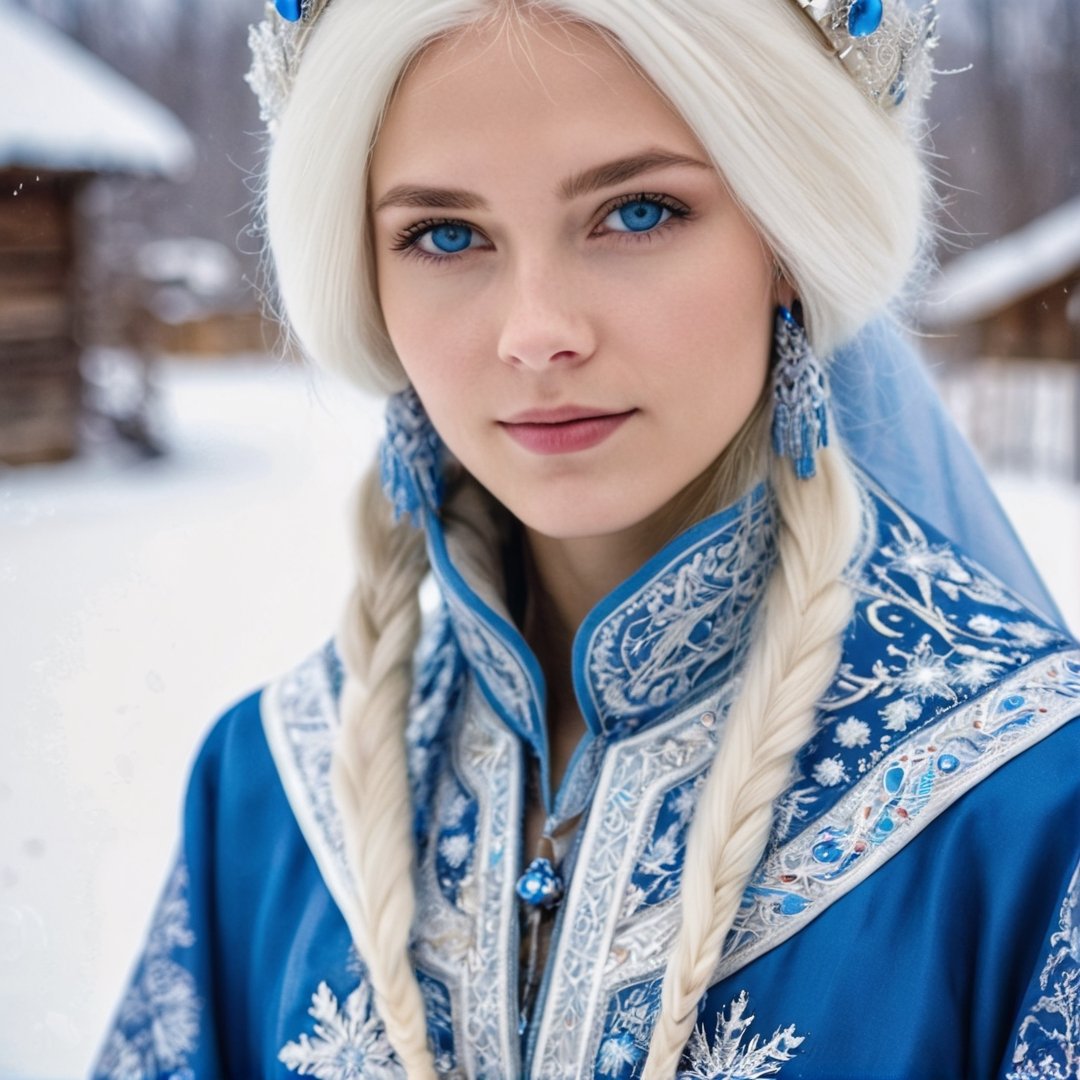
[921,196,1080,364]
[0,4,192,465]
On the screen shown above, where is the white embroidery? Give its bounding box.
[531,698,728,1076]
[833,717,871,748]
[1008,858,1080,1080]
[677,992,805,1079]
[583,488,775,726]
[94,858,200,1080]
[811,756,847,787]
[279,980,405,1079]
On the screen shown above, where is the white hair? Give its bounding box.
[264,1,929,1075]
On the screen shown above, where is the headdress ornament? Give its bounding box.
[245,0,938,131]
[789,0,938,111]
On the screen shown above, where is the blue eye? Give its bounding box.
[606,198,671,233]
[418,223,476,254]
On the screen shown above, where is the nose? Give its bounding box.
[496,258,596,371]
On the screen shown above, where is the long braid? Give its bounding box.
[330,461,437,1078]
[642,441,863,1078]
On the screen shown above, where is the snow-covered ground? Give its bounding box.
[1,356,1077,1080]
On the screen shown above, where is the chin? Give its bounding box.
[499,486,668,543]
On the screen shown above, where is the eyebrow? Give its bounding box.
[371,149,712,213]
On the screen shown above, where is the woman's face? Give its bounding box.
[371,15,776,542]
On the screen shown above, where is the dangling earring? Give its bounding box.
[771,301,829,480]
[379,385,445,525]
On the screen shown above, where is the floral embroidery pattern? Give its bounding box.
[93,857,201,1080]
[279,980,404,1079]
[1008,858,1080,1080]
[582,485,775,731]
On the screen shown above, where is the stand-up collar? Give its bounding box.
[424,482,777,762]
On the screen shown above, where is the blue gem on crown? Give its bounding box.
[274,0,303,21]
[848,0,884,36]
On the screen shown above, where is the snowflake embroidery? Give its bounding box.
[891,637,955,702]
[1010,621,1059,649]
[968,614,1003,636]
[438,832,473,869]
[677,991,805,1078]
[279,980,404,1079]
[834,718,871,749]
[597,1030,643,1077]
[953,657,1004,692]
[1007,859,1080,1080]
[93,857,201,1080]
[812,756,847,787]
[880,696,921,732]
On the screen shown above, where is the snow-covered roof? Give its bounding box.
[921,196,1080,329]
[0,3,194,177]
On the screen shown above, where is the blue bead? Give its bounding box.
[937,754,959,773]
[1002,694,1026,711]
[275,0,303,20]
[812,840,843,864]
[848,0,883,37]
[780,894,808,916]
[515,857,564,908]
[884,765,905,794]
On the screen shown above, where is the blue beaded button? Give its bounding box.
[848,0,884,37]
[515,857,564,908]
[275,0,303,21]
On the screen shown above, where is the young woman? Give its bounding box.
[94,1,1080,1077]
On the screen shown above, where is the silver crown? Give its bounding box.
[246,0,937,132]
[790,0,938,111]
[245,0,332,133]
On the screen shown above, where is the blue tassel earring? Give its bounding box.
[379,386,445,525]
[771,302,829,480]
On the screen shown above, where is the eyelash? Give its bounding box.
[389,191,692,264]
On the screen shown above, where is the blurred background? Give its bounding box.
[0,1,1078,1077]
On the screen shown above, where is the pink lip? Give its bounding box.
[498,406,636,455]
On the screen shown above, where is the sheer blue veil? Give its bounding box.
[829,319,1065,627]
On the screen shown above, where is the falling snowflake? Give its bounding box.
[677,991,805,1078]
[880,697,921,732]
[279,981,404,1079]
[833,718,871,749]
[812,756,847,788]
[438,832,473,869]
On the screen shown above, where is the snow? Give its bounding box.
[921,195,1080,329]
[0,356,1077,1079]
[0,2,193,177]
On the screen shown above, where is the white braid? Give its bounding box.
[330,463,437,1078]
[641,440,863,1079]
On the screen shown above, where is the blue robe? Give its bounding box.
[92,473,1080,1079]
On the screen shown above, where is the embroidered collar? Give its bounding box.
[423,483,777,793]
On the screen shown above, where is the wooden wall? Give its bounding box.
[0,169,84,464]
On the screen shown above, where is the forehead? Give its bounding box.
[370,15,704,187]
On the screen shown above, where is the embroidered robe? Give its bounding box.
[93,476,1080,1080]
